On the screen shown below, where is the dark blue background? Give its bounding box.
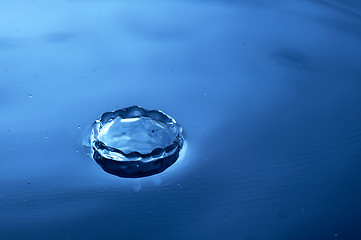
[1,0,361,239]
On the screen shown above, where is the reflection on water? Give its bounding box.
[0,0,361,239]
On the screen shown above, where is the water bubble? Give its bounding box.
[90,106,185,178]
[27,94,33,98]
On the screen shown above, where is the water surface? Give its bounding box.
[1,0,361,239]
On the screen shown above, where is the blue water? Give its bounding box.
[1,0,361,239]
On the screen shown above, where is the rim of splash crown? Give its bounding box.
[89,105,185,178]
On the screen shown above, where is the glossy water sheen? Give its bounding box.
[99,117,174,154]
[1,0,361,239]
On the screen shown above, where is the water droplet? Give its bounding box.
[90,106,185,178]
[131,180,141,192]
[78,126,81,129]
[27,94,33,98]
